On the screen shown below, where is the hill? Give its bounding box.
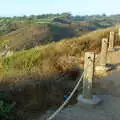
[0,23,76,51]
[1,25,120,83]
[1,13,120,52]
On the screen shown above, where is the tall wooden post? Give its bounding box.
[100,38,108,66]
[108,32,114,51]
[83,52,95,99]
[78,52,101,105]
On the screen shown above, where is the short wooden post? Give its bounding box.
[117,28,120,45]
[100,38,108,66]
[95,38,111,72]
[108,32,114,51]
[83,52,95,99]
[118,28,120,37]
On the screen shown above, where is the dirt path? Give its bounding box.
[36,71,120,120]
[40,95,120,120]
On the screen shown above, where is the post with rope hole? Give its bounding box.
[108,32,115,51]
[83,52,95,99]
[78,52,101,105]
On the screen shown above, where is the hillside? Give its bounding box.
[0,23,76,51]
[1,25,120,82]
[0,24,48,50]
[1,13,120,52]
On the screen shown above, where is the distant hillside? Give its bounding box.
[0,24,49,51]
[0,23,76,51]
[1,13,120,52]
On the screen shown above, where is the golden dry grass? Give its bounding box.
[0,25,120,86]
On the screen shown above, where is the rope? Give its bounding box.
[46,71,84,120]
[46,59,92,120]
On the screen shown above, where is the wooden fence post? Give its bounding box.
[118,28,120,37]
[108,32,115,51]
[78,52,101,105]
[117,28,120,46]
[83,52,95,99]
[100,38,108,66]
[95,38,111,72]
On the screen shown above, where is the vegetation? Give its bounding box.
[0,92,17,120]
[1,13,120,52]
[1,25,120,83]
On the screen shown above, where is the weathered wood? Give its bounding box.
[83,52,95,99]
[118,28,120,37]
[117,28,120,45]
[100,38,108,66]
[108,32,114,51]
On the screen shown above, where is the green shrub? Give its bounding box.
[0,92,16,120]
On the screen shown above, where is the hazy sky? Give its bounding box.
[0,0,120,16]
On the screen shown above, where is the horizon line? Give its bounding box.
[0,12,120,18]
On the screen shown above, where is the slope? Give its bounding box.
[1,25,120,83]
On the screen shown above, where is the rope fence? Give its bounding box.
[47,57,93,120]
[46,29,120,120]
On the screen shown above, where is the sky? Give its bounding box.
[0,0,120,17]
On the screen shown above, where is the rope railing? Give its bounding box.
[46,70,85,120]
[46,59,93,120]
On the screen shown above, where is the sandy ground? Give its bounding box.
[35,49,120,120]
[40,94,120,120]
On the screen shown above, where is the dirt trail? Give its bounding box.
[40,94,120,120]
[36,49,120,120]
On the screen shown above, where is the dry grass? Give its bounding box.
[0,25,120,118]
[0,24,49,51]
[0,67,81,119]
[1,25,120,84]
